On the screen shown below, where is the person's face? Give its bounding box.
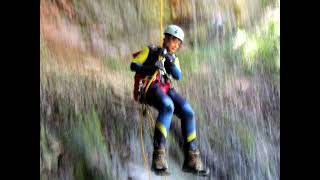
[165,35,182,53]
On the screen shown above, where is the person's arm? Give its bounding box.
[130,47,157,75]
[164,56,182,80]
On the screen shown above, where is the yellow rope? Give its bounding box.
[144,71,158,96]
[140,108,151,180]
[139,0,166,179]
[144,0,164,95]
[160,0,163,46]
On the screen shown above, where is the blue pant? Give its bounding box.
[146,83,197,150]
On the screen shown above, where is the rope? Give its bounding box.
[144,0,164,95]
[139,0,166,179]
[139,107,151,180]
[160,0,164,46]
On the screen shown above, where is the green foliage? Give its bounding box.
[258,20,280,71]
[177,43,218,77]
[231,7,280,75]
[222,36,241,63]
[177,49,198,74]
[74,159,89,180]
[208,126,224,151]
[66,109,107,160]
[40,123,56,173]
[234,122,255,154]
[191,99,206,124]
[103,57,124,71]
[70,109,112,178]
[190,24,209,47]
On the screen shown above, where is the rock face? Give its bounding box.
[41,0,279,179]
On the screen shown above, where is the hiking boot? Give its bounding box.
[151,148,170,176]
[182,150,210,176]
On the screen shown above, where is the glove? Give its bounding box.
[158,48,168,57]
[158,48,176,63]
[164,53,176,70]
[154,61,165,71]
[165,53,175,63]
[155,61,167,83]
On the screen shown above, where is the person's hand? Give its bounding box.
[163,54,176,71]
[165,53,175,63]
[158,48,168,57]
[158,48,176,63]
[154,61,165,71]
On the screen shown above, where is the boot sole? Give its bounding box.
[151,167,170,176]
[182,167,210,176]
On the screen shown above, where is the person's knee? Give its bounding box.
[161,97,174,114]
[182,103,195,119]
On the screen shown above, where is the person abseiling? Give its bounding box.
[130,24,210,176]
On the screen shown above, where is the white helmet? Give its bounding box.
[164,24,184,42]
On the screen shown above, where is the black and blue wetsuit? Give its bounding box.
[130,45,197,150]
